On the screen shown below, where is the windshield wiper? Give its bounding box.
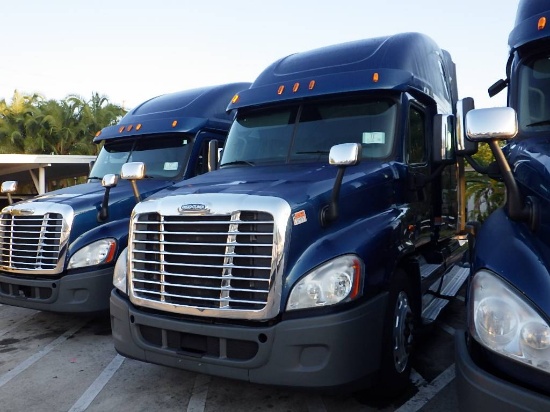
[87,176,102,181]
[295,151,329,155]
[220,160,255,167]
[526,119,550,127]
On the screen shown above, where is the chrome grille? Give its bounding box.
[0,203,73,274]
[131,211,275,311]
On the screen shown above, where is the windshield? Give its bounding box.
[518,53,550,131]
[89,134,193,180]
[221,97,397,166]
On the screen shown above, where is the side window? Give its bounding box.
[407,106,426,164]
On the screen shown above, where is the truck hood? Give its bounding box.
[145,161,396,210]
[8,179,177,244]
[13,179,174,214]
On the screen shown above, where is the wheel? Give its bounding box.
[376,269,416,396]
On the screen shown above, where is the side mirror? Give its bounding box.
[433,114,455,163]
[98,174,119,221]
[102,174,119,188]
[121,162,146,202]
[121,162,146,180]
[1,181,18,205]
[456,97,478,156]
[208,140,219,172]
[465,107,518,141]
[322,143,361,226]
[329,143,361,166]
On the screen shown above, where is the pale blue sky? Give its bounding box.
[1,0,519,110]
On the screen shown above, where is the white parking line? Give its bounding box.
[0,320,88,388]
[187,374,211,412]
[395,364,455,412]
[68,354,125,412]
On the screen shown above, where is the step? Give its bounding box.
[421,265,469,324]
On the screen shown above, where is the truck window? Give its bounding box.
[90,135,193,179]
[518,53,550,131]
[407,106,427,164]
[221,98,397,166]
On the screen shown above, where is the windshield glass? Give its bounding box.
[89,134,193,180]
[518,53,550,131]
[221,97,397,166]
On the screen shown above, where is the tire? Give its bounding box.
[376,268,416,397]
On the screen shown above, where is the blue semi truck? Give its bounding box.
[0,82,250,313]
[455,0,550,409]
[110,32,477,393]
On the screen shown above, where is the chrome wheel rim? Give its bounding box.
[392,291,414,373]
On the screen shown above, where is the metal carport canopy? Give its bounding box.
[0,154,95,194]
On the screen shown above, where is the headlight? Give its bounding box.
[286,254,362,311]
[68,238,117,269]
[470,270,550,374]
[113,247,128,293]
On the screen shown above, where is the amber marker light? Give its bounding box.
[136,124,142,131]
[231,94,240,104]
[539,17,547,30]
[118,126,125,133]
[308,80,316,90]
[277,85,285,95]
[95,131,101,137]
[372,72,379,83]
[172,120,178,128]
[126,125,133,132]
[292,83,300,92]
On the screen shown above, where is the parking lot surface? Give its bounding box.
[0,290,465,412]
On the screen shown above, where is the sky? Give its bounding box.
[1,0,520,111]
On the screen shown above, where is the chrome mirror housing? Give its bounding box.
[466,107,518,142]
[329,143,361,166]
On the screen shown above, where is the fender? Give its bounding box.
[474,208,550,317]
[67,218,131,267]
[283,207,405,307]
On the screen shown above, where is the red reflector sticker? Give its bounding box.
[293,210,307,225]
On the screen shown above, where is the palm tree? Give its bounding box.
[0,90,44,153]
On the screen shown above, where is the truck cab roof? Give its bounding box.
[95,82,251,143]
[227,32,456,113]
[509,0,550,49]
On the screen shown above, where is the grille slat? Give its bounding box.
[133,288,268,304]
[133,269,271,282]
[131,210,275,311]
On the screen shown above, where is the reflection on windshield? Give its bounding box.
[518,54,550,131]
[221,97,397,167]
[89,135,193,180]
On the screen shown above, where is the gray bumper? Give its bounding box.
[111,289,387,388]
[0,267,114,313]
[455,329,550,411]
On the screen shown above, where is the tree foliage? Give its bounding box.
[465,142,506,222]
[0,90,126,156]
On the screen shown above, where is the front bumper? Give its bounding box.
[0,267,114,313]
[110,289,388,389]
[455,329,550,411]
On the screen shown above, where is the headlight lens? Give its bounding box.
[286,254,362,311]
[68,238,117,269]
[470,270,550,374]
[113,247,128,293]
